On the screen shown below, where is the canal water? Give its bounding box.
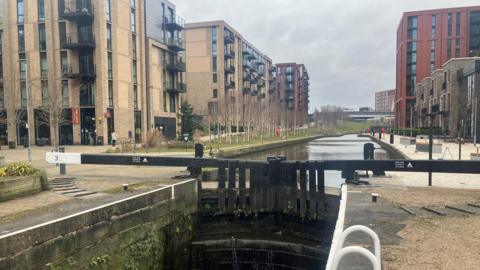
[238,134,390,187]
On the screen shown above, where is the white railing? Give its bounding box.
[328,225,381,270]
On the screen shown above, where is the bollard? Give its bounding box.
[390,132,394,144]
[123,184,129,192]
[59,146,66,175]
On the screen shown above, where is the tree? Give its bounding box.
[179,101,194,139]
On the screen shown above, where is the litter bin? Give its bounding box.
[22,136,29,148]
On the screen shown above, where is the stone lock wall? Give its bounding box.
[0,175,43,202]
[0,180,198,270]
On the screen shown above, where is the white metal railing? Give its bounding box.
[329,225,381,270]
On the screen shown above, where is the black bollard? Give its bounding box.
[59,146,66,175]
[390,131,394,144]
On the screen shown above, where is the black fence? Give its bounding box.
[79,155,480,219]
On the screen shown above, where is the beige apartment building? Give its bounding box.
[184,21,277,134]
[414,57,480,138]
[0,0,185,147]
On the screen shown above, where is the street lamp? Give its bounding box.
[20,59,32,162]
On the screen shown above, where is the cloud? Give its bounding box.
[174,0,480,111]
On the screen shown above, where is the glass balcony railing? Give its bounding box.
[61,0,94,22]
[164,15,185,31]
[165,37,185,52]
[165,59,186,72]
[163,81,187,93]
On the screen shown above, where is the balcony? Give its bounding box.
[269,66,276,72]
[62,33,95,50]
[421,108,427,115]
[431,104,439,114]
[62,64,95,81]
[226,80,235,90]
[269,85,275,92]
[257,61,265,67]
[247,54,256,60]
[224,50,235,59]
[40,70,48,80]
[166,37,185,52]
[243,88,251,95]
[242,62,251,69]
[164,15,185,32]
[163,81,187,93]
[225,65,235,74]
[61,0,94,22]
[243,74,251,82]
[224,34,235,44]
[165,59,186,72]
[258,93,266,99]
[250,77,257,84]
[257,78,265,87]
[269,77,275,83]
[286,95,294,100]
[242,50,250,56]
[285,70,293,75]
[251,90,258,96]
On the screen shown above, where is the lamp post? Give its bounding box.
[20,59,32,162]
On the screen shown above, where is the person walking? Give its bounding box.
[111,131,117,147]
[93,129,97,147]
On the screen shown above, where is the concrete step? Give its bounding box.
[52,187,78,192]
[60,189,85,195]
[50,184,75,188]
[72,191,98,197]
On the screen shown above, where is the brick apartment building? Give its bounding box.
[184,21,279,132]
[0,0,185,147]
[375,89,395,112]
[395,6,480,128]
[275,63,310,127]
[415,57,480,139]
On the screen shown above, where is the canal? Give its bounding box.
[237,134,390,187]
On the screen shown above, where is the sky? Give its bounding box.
[174,0,480,112]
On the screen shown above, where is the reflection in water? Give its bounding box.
[237,134,390,187]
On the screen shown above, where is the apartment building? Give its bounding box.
[184,21,276,133]
[414,57,480,138]
[0,0,185,147]
[395,6,480,128]
[375,89,395,112]
[275,63,310,128]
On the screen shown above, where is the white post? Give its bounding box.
[474,96,477,146]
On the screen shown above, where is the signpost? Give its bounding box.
[183,133,189,152]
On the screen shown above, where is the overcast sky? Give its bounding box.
[175,0,479,111]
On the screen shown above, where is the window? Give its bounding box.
[130,8,136,33]
[107,24,112,51]
[130,0,135,8]
[132,35,136,57]
[62,80,69,107]
[448,13,452,36]
[106,0,111,22]
[0,83,4,108]
[431,15,436,39]
[212,56,217,72]
[169,94,176,113]
[41,80,48,104]
[469,11,480,56]
[211,26,217,55]
[455,38,460,57]
[40,52,48,78]
[61,51,68,73]
[39,24,46,51]
[17,0,24,23]
[456,12,461,36]
[59,22,66,46]
[108,80,113,107]
[447,39,452,59]
[20,81,27,107]
[212,73,217,83]
[38,0,45,21]
[132,60,137,83]
[19,58,27,80]
[213,89,218,98]
[133,85,138,109]
[163,92,167,112]
[18,25,25,52]
[108,52,113,79]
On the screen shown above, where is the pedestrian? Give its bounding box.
[93,129,97,146]
[111,131,117,147]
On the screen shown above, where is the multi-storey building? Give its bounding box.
[395,6,480,128]
[275,63,310,128]
[375,89,395,112]
[0,0,185,147]
[184,21,275,133]
[414,57,480,138]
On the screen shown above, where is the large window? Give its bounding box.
[108,80,113,107]
[0,83,4,108]
[431,15,436,39]
[40,52,48,78]
[61,51,68,73]
[406,41,417,96]
[130,8,136,33]
[133,85,138,109]
[132,60,137,83]
[456,12,461,36]
[447,39,452,59]
[107,53,113,79]
[132,35,136,57]
[59,22,66,46]
[169,94,176,113]
[448,13,453,36]
[455,38,460,57]
[18,25,25,52]
[17,0,24,23]
[469,11,480,56]
[61,80,69,107]
[41,80,48,104]
[20,81,27,107]
[39,24,46,51]
[38,0,45,21]
[107,24,112,51]
[106,0,111,22]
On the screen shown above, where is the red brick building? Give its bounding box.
[395,6,480,128]
[275,63,310,127]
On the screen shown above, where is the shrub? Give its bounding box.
[3,162,36,177]
[144,129,166,148]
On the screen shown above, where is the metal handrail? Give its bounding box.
[329,225,381,270]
